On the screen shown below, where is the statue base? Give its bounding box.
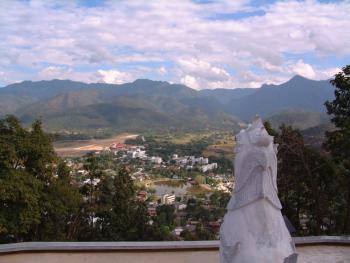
[220,199,297,263]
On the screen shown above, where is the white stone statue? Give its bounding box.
[220,117,297,263]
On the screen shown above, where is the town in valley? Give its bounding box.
[57,132,235,240]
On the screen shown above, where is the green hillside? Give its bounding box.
[266,109,330,130]
[0,76,335,133]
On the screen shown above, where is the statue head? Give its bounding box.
[235,117,274,153]
[229,117,281,211]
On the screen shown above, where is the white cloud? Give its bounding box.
[181,75,200,90]
[290,60,316,79]
[38,66,96,82]
[37,66,134,84]
[95,69,134,84]
[38,66,70,79]
[158,66,167,75]
[178,58,230,82]
[316,67,340,80]
[178,58,234,89]
[285,60,340,81]
[176,58,288,89]
[0,0,349,87]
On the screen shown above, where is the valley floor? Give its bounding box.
[54,133,138,157]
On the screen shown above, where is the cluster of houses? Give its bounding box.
[125,147,163,164]
[62,139,234,241]
[137,189,223,239]
[138,191,176,206]
[172,154,218,172]
[200,163,218,172]
[172,154,209,165]
[109,143,219,174]
[214,181,233,193]
[109,143,163,165]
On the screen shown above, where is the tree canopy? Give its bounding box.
[0,116,153,243]
[325,65,350,233]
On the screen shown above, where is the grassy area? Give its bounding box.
[150,130,236,159]
[170,132,214,144]
[135,178,186,190]
[202,142,235,160]
[153,179,186,187]
[144,131,216,144]
[201,131,235,160]
[55,129,236,160]
[187,185,212,196]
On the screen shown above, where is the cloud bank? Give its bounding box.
[0,0,349,89]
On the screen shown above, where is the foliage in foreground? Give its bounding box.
[266,123,346,236]
[0,117,162,243]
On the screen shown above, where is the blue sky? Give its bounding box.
[0,0,349,89]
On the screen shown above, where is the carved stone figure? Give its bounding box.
[220,117,297,263]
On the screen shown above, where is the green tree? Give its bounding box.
[263,121,278,137]
[25,120,56,183]
[156,204,176,227]
[77,153,104,240]
[82,166,151,241]
[195,223,215,240]
[106,166,142,240]
[34,174,83,241]
[29,121,82,241]
[0,116,83,242]
[276,125,308,233]
[83,153,103,206]
[276,125,342,235]
[302,151,344,235]
[0,170,41,242]
[57,160,71,180]
[0,116,42,242]
[324,65,350,233]
[210,191,230,208]
[180,229,195,241]
[194,175,206,185]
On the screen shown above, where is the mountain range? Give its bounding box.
[0,76,335,133]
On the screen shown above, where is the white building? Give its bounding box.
[176,158,188,165]
[194,157,209,165]
[215,183,230,193]
[83,178,101,186]
[172,227,184,236]
[150,156,162,164]
[179,156,209,165]
[200,163,218,172]
[127,148,147,159]
[178,204,187,210]
[162,194,176,205]
[77,169,88,176]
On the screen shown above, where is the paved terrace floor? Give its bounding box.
[0,236,349,263]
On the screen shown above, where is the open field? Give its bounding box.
[150,131,236,159]
[146,131,215,145]
[169,132,214,144]
[54,133,138,157]
[202,143,235,160]
[187,185,212,196]
[54,129,236,159]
